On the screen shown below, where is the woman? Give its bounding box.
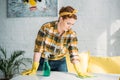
[22,6,90,78]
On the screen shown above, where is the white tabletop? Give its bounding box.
[11,71,120,80]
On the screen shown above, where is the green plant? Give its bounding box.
[0,46,32,80]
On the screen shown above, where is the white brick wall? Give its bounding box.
[0,0,120,58]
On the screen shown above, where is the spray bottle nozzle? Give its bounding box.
[44,52,50,59]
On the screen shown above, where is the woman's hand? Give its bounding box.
[21,62,39,75]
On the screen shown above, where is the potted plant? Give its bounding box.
[0,46,32,80]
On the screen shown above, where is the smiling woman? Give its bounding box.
[21,5,92,78]
[21,5,82,77]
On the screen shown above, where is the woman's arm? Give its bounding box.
[33,52,41,62]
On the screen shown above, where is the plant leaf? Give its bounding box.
[0,46,7,59]
[9,50,25,63]
[0,47,32,79]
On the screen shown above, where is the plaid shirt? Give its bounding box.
[34,21,79,62]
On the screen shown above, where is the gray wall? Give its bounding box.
[0,0,120,58]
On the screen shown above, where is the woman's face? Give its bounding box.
[59,17,76,31]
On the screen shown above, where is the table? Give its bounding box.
[11,71,120,80]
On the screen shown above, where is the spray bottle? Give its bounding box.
[43,52,51,76]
